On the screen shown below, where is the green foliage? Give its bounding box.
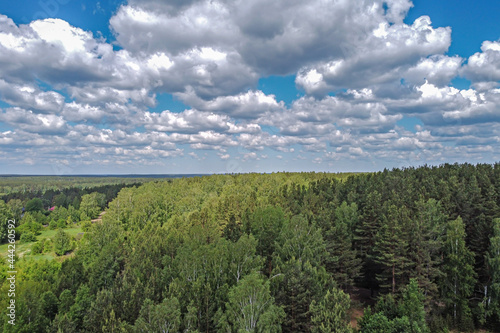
[31,239,45,254]
[57,257,86,294]
[58,289,74,314]
[400,279,429,333]
[134,297,181,333]
[41,291,59,321]
[359,309,395,333]
[81,220,92,232]
[20,231,37,243]
[4,165,500,331]
[272,258,330,332]
[53,229,72,256]
[248,206,286,275]
[26,197,44,212]
[0,200,13,243]
[274,215,326,268]
[325,201,362,290]
[359,279,429,333]
[49,220,58,229]
[484,218,500,326]
[53,193,68,207]
[428,315,450,333]
[374,294,400,320]
[310,287,352,333]
[79,192,106,219]
[18,258,61,284]
[441,217,476,329]
[409,198,446,299]
[6,199,23,221]
[57,219,67,229]
[218,272,285,332]
[372,204,412,293]
[44,238,53,253]
[227,234,264,284]
[17,214,43,235]
[271,215,331,332]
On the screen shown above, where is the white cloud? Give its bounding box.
[296,15,451,95]
[177,90,284,118]
[462,40,500,88]
[0,80,65,113]
[1,1,500,173]
[0,107,67,134]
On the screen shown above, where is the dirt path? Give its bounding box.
[348,287,375,329]
[91,211,106,223]
[349,307,364,329]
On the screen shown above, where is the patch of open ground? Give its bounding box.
[0,225,83,261]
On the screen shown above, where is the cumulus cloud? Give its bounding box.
[142,109,231,134]
[0,80,65,113]
[0,0,500,172]
[462,40,500,88]
[296,15,452,95]
[176,90,284,118]
[0,107,67,134]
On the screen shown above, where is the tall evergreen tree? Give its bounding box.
[248,206,286,276]
[409,198,446,299]
[400,279,429,333]
[325,201,362,290]
[355,190,384,293]
[272,215,330,332]
[372,204,411,293]
[310,287,352,333]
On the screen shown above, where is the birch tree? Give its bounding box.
[442,216,476,329]
[219,272,284,332]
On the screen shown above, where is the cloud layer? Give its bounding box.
[0,0,499,173]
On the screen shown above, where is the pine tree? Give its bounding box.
[372,204,411,293]
[409,198,446,299]
[325,201,362,290]
[400,279,429,333]
[310,287,352,333]
[272,215,330,332]
[273,258,329,333]
[355,190,384,293]
[249,206,286,276]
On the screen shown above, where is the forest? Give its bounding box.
[0,163,500,332]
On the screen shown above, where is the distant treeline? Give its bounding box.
[1,182,145,210]
[0,176,157,198]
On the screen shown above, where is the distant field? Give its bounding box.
[0,225,84,261]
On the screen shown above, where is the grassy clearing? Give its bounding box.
[37,225,84,239]
[0,225,83,261]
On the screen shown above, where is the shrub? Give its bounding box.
[44,238,53,253]
[81,221,92,232]
[57,219,67,229]
[31,240,45,254]
[18,221,43,236]
[20,231,37,243]
[49,220,57,230]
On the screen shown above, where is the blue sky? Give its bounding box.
[0,0,499,174]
